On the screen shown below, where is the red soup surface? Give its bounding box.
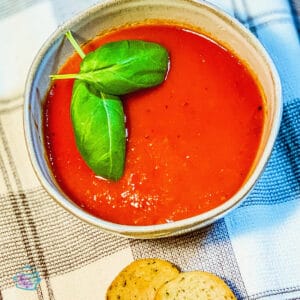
[44,24,264,225]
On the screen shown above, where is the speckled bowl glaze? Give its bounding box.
[24,0,282,238]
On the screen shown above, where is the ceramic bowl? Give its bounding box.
[24,0,282,238]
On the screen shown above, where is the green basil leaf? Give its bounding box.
[75,40,169,95]
[71,80,126,181]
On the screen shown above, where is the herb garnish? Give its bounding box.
[51,31,169,180]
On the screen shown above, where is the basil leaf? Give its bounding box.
[52,40,169,95]
[71,80,125,181]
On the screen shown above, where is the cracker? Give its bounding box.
[106,258,180,300]
[155,271,236,300]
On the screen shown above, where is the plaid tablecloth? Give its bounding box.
[0,0,299,299]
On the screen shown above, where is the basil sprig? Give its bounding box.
[51,31,169,181]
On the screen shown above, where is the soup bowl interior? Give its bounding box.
[24,0,281,238]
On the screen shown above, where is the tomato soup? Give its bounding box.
[44,24,264,225]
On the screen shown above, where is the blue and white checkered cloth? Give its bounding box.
[219,1,300,298]
[0,0,299,299]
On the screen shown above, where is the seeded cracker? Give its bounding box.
[154,271,236,300]
[106,258,180,300]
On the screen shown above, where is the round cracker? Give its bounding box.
[106,258,180,300]
[155,271,236,300]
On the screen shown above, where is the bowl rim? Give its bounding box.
[23,0,282,238]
